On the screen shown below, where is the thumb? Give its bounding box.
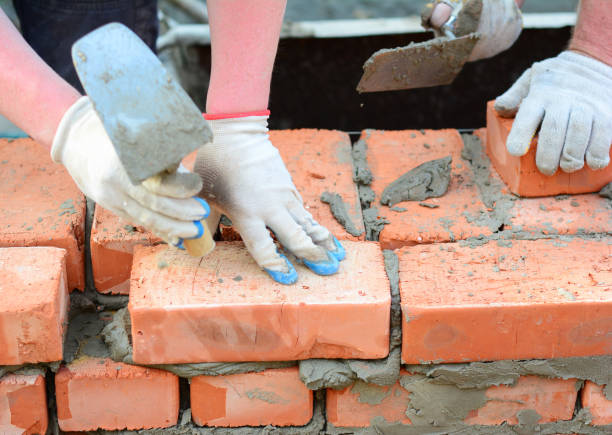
[494,67,532,117]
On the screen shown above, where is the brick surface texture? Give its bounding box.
[0,372,48,435]
[0,247,68,365]
[486,101,612,197]
[581,381,612,425]
[0,139,85,290]
[191,368,312,427]
[362,129,492,249]
[55,357,179,431]
[129,241,390,364]
[399,238,612,363]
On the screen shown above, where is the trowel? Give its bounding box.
[72,22,215,257]
[357,0,480,92]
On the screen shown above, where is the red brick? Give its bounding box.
[0,372,48,435]
[90,130,363,294]
[191,367,312,427]
[0,139,85,290]
[129,241,389,364]
[362,129,492,250]
[486,101,612,197]
[399,238,612,363]
[581,381,612,425]
[327,372,576,428]
[55,357,179,431]
[0,247,68,365]
[475,128,611,237]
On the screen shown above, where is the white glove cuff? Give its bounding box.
[207,115,270,140]
[560,50,612,78]
[51,96,93,164]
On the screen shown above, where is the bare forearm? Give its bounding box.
[569,0,612,66]
[0,10,80,148]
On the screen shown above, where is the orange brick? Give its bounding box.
[129,241,390,364]
[581,381,612,425]
[191,368,312,427]
[362,129,492,250]
[486,101,612,197]
[399,238,612,363]
[475,128,611,237]
[464,376,577,425]
[0,247,68,365]
[0,139,85,290]
[328,372,576,428]
[55,357,179,431]
[0,372,48,435]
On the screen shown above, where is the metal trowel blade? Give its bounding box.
[71,23,212,184]
[357,33,479,93]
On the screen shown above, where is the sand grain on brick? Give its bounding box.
[0,247,68,365]
[363,129,492,249]
[0,372,48,435]
[129,241,390,364]
[55,357,179,431]
[486,101,612,197]
[191,367,312,427]
[581,381,612,425]
[399,238,612,363]
[0,139,85,290]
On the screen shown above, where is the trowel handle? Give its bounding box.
[184,218,216,257]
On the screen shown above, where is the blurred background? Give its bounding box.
[1,0,580,132]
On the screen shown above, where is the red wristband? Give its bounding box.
[204,110,270,120]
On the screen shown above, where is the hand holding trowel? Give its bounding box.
[357,0,522,92]
[71,23,215,256]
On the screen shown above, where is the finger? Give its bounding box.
[266,210,339,276]
[586,119,612,170]
[431,3,453,28]
[121,198,200,241]
[494,68,532,117]
[142,168,203,199]
[126,184,210,221]
[233,217,298,285]
[289,203,345,261]
[560,107,593,173]
[535,105,569,175]
[506,100,544,156]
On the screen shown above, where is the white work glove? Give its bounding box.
[495,51,612,175]
[422,0,522,61]
[194,114,345,285]
[52,96,210,246]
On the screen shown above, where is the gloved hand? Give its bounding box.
[495,51,612,174]
[422,0,522,61]
[52,96,210,246]
[193,113,345,285]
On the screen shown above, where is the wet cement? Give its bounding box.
[600,182,612,200]
[320,191,364,237]
[380,155,452,206]
[362,207,390,241]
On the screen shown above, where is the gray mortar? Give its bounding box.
[362,207,390,241]
[383,250,402,350]
[406,355,612,400]
[103,308,295,378]
[300,359,356,390]
[352,134,373,186]
[600,182,612,200]
[64,292,112,363]
[92,390,326,435]
[380,155,452,206]
[320,191,364,237]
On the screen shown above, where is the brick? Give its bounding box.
[0,139,85,290]
[129,241,389,364]
[475,129,611,237]
[581,381,612,425]
[486,101,612,197]
[55,357,179,431]
[327,372,576,428]
[191,367,312,427]
[0,247,68,365]
[362,129,492,250]
[90,130,363,294]
[0,372,48,435]
[399,238,612,363]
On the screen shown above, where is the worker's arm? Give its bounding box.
[495,0,612,174]
[0,9,209,247]
[193,0,345,285]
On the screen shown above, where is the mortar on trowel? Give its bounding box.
[71,23,215,257]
